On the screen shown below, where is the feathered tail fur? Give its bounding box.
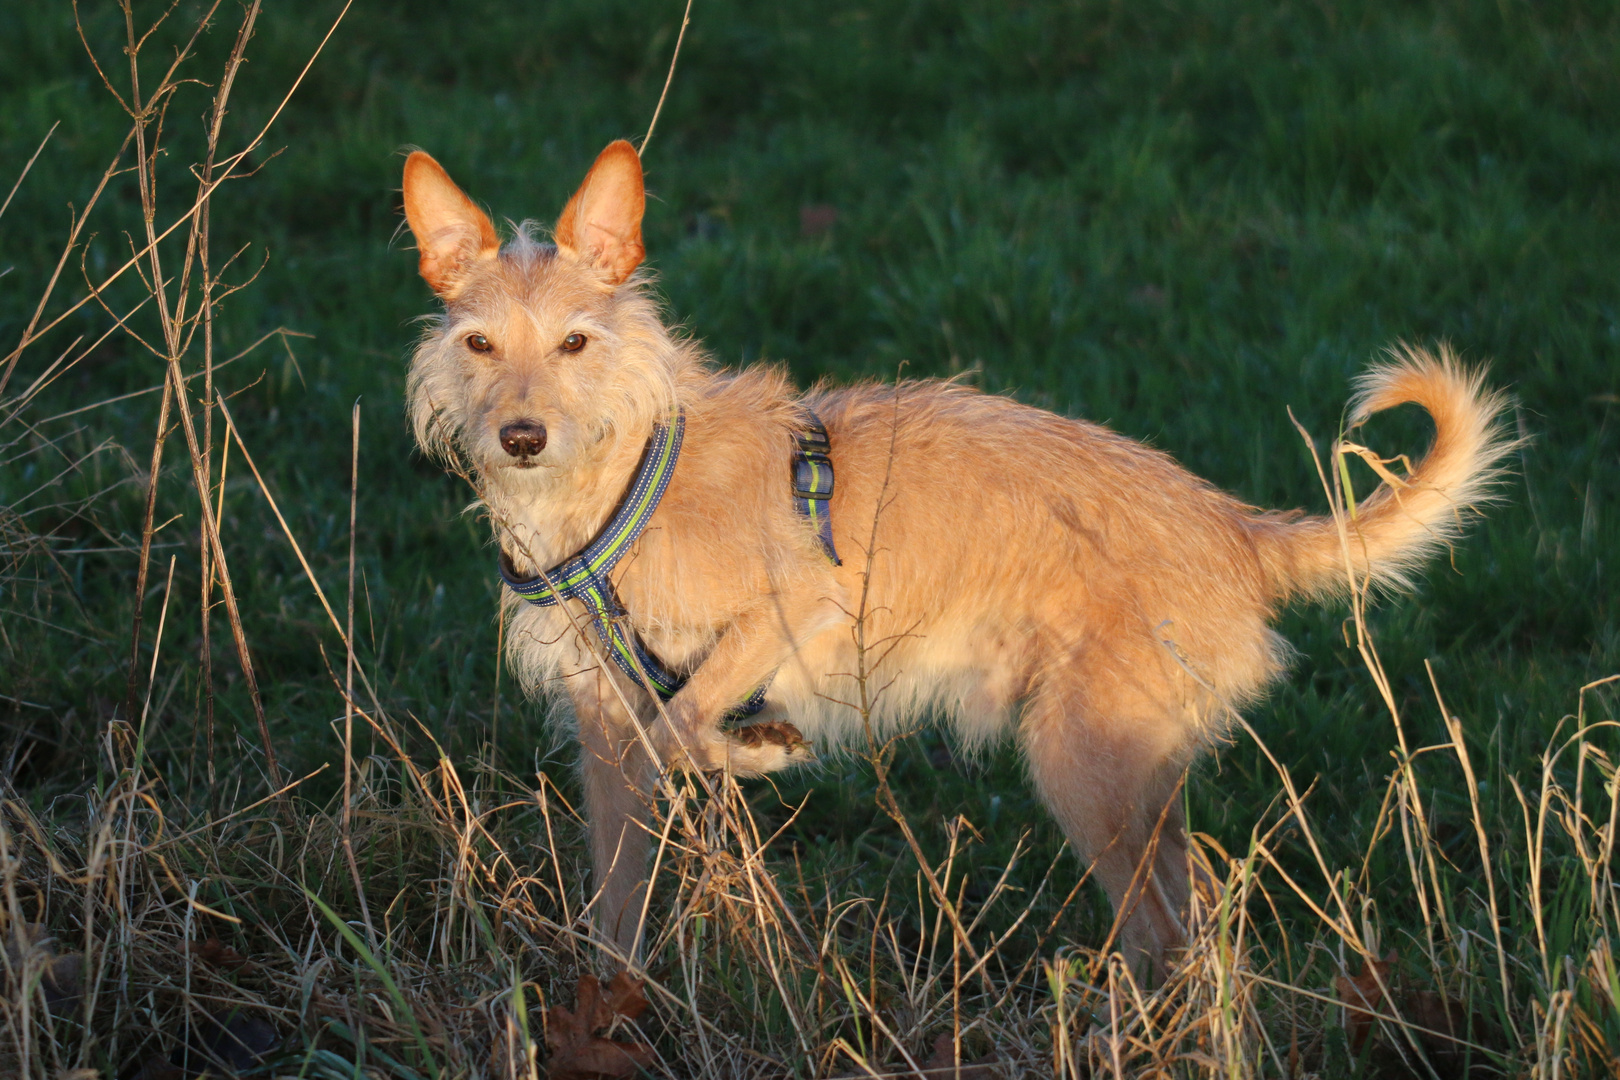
[1255,344,1516,603]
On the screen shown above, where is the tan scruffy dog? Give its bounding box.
[401,139,1510,976]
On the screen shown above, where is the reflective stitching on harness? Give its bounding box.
[499,406,838,718]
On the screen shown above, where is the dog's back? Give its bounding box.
[769,380,1284,746]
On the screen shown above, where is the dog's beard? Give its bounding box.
[478,454,559,496]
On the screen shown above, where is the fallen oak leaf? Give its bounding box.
[546,973,655,1080]
[127,1055,186,1080]
[1404,990,1498,1078]
[549,1037,656,1080]
[188,937,250,973]
[917,1033,1002,1078]
[1406,990,1470,1040]
[4,921,84,1016]
[1334,949,1396,1055]
[799,203,839,238]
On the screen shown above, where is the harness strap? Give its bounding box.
[501,409,684,609]
[793,414,841,565]
[500,406,837,719]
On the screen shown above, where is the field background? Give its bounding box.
[0,1,1616,1077]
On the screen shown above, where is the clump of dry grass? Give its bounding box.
[2,3,1617,1078]
[3,658,1615,1077]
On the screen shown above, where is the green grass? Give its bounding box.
[2,0,1617,1075]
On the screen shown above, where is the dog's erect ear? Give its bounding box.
[402,151,500,298]
[553,140,645,284]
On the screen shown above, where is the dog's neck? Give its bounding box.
[481,418,659,574]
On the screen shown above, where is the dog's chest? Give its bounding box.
[608,545,728,666]
[502,534,723,689]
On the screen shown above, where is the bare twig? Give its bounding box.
[0,121,59,222]
[640,0,694,156]
[123,372,174,725]
[342,400,377,948]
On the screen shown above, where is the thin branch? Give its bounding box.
[639,0,694,156]
[0,122,59,222]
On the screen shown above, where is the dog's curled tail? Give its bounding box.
[1255,344,1516,604]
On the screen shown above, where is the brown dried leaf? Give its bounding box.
[1405,990,1496,1078]
[189,937,250,973]
[921,1034,956,1070]
[1334,949,1395,1054]
[1406,990,1468,1037]
[598,970,650,1022]
[548,1038,656,1080]
[4,922,83,1015]
[917,1033,1002,1078]
[799,203,839,237]
[127,1057,185,1080]
[44,952,83,1013]
[546,973,655,1080]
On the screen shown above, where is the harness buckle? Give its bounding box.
[793,454,833,500]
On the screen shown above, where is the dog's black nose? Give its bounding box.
[499,420,547,458]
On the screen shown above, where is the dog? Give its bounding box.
[400,139,1510,976]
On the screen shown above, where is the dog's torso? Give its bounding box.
[499,367,1288,757]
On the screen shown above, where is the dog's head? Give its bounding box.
[401,141,678,486]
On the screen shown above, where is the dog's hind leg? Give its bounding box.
[572,669,659,967]
[1019,665,1197,982]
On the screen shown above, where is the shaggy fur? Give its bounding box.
[401,141,1512,976]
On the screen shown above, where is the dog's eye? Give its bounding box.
[466,333,493,353]
[561,332,587,352]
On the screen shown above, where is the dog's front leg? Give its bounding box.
[659,585,837,775]
[570,666,659,966]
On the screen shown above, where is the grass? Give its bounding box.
[0,0,1616,1076]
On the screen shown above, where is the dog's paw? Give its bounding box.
[730,720,808,751]
[725,721,816,775]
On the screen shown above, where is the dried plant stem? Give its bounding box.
[194,5,261,802]
[119,0,282,796]
[132,554,179,779]
[0,122,135,399]
[213,398,387,723]
[1428,660,1516,1033]
[640,0,694,156]
[168,360,284,794]
[2,0,350,401]
[844,381,990,993]
[123,372,174,724]
[343,400,377,948]
[0,122,58,222]
[42,0,315,811]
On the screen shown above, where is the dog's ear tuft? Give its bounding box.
[553,140,646,285]
[402,152,500,298]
